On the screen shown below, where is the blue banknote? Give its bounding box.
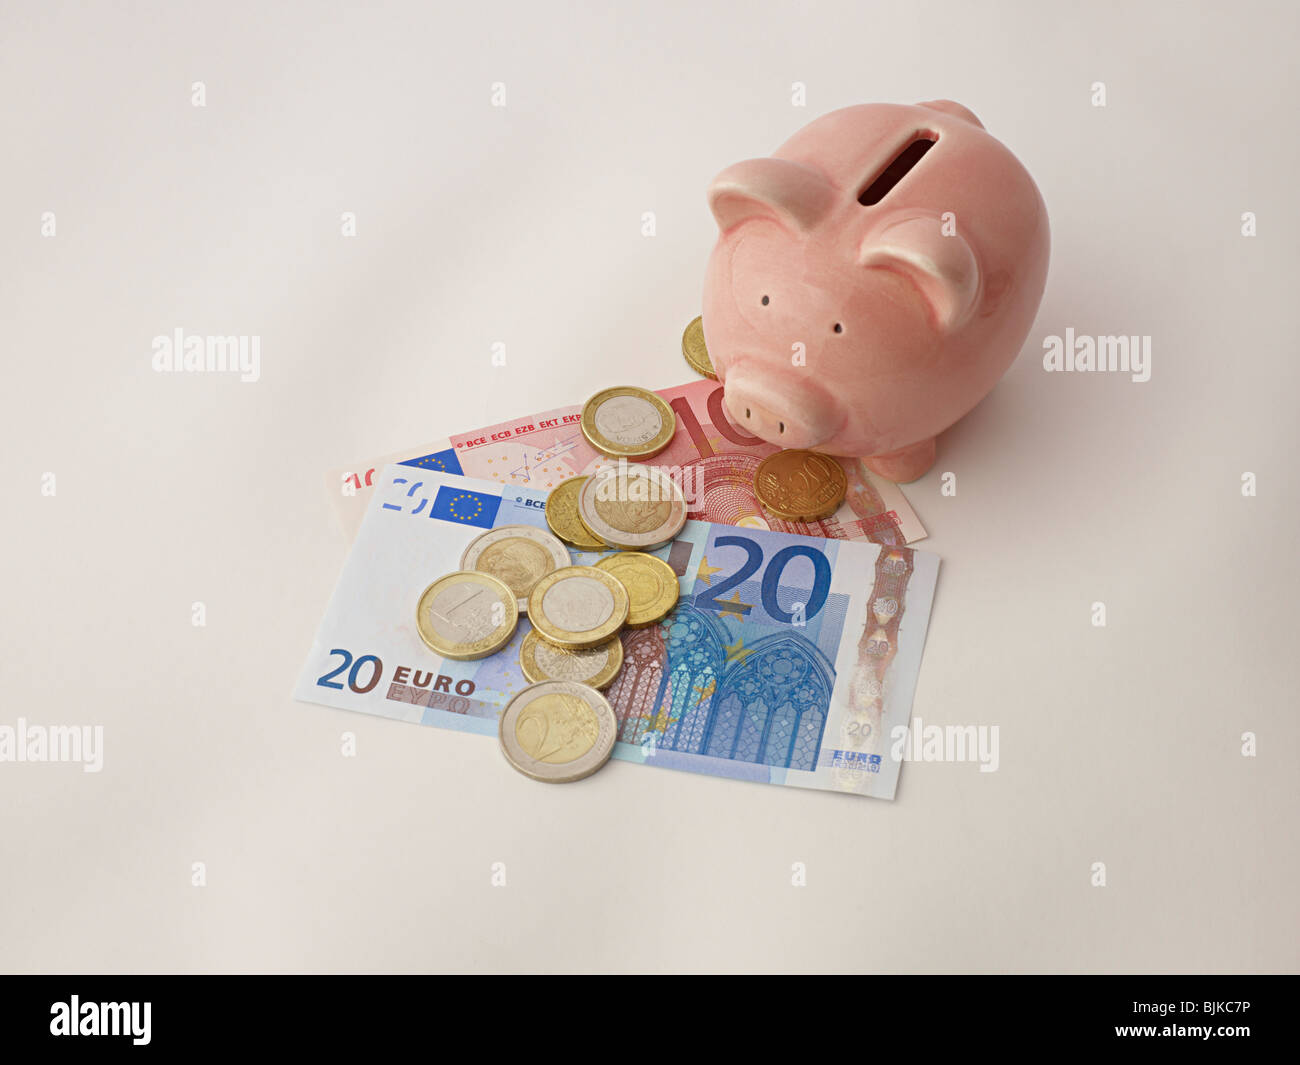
[296,465,939,798]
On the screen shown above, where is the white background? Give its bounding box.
[3,0,1296,973]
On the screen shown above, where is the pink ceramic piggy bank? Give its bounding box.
[702,100,1049,482]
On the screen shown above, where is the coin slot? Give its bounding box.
[857,134,937,206]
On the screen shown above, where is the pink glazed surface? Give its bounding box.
[702,101,1050,482]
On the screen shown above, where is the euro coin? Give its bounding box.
[498,680,618,783]
[580,386,676,460]
[415,571,518,660]
[459,524,571,612]
[518,628,623,690]
[753,449,848,521]
[594,552,679,627]
[544,476,606,550]
[577,464,687,551]
[681,315,717,380]
[526,565,630,649]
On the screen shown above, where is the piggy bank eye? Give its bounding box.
[833,322,843,334]
[761,295,770,306]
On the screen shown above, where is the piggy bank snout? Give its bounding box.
[722,377,829,450]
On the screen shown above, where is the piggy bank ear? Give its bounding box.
[916,99,985,129]
[708,158,834,234]
[859,214,980,332]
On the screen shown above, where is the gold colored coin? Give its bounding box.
[595,552,680,628]
[519,628,624,689]
[681,315,717,380]
[545,477,606,550]
[415,571,518,660]
[575,509,608,547]
[526,565,630,649]
[580,386,677,460]
[753,450,849,521]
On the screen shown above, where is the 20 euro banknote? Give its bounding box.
[296,464,939,799]
[326,378,926,546]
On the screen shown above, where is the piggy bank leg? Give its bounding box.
[863,437,936,483]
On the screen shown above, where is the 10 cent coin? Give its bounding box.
[681,315,717,380]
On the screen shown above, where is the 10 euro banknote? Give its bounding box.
[296,464,939,799]
[326,378,926,546]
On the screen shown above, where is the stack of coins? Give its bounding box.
[498,548,680,784]
[420,373,710,784]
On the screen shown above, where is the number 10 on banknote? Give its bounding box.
[328,378,926,546]
[297,465,940,799]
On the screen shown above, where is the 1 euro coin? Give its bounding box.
[577,464,688,551]
[415,571,519,660]
[580,386,676,460]
[526,565,630,649]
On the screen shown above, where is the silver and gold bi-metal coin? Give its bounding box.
[498,680,619,783]
[526,565,630,649]
[415,571,519,660]
[577,464,688,551]
[580,386,677,460]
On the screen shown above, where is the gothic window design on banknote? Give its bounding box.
[604,597,839,772]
